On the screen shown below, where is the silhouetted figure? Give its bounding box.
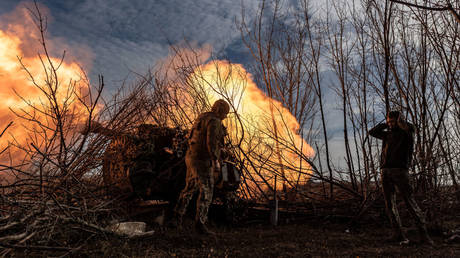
[370,111,433,245]
[173,99,230,235]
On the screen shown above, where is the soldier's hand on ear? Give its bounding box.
[397,114,411,131]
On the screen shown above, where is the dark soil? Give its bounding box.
[84,218,460,257]
[12,209,459,257]
[8,196,460,257]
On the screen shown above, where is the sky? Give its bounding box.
[0,0,261,86]
[0,0,350,166]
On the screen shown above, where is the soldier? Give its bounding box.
[369,111,433,245]
[81,121,157,199]
[172,99,230,235]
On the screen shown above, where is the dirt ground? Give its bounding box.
[9,202,460,257]
[87,217,460,257]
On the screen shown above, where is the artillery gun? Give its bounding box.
[86,123,242,209]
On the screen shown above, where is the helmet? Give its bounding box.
[211,99,230,116]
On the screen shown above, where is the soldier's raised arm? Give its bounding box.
[369,122,388,140]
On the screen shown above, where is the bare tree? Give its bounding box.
[237,0,459,220]
[0,3,150,254]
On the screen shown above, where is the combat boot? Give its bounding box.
[195,222,215,235]
[386,230,409,245]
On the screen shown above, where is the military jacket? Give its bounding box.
[187,112,225,161]
[369,122,415,169]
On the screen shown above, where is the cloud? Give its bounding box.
[0,1,94,72]
[0,0,258,87]
[0,0,332,88]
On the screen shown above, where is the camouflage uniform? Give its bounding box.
[370,118,431,243]
[174,111,226,226]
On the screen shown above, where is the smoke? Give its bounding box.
[0,1,94,70]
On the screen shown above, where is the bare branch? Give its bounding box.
[389,0,460,23]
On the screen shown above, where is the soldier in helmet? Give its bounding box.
[172,99,230,235]
[370,111,433,245]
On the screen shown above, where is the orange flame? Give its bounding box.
[0,7,92,167]
[189,60,315,188]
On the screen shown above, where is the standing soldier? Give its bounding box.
[172,99,230,235]
[370,111,433,245]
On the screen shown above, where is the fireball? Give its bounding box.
[188,60,315,189]
[0,8,92,167]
